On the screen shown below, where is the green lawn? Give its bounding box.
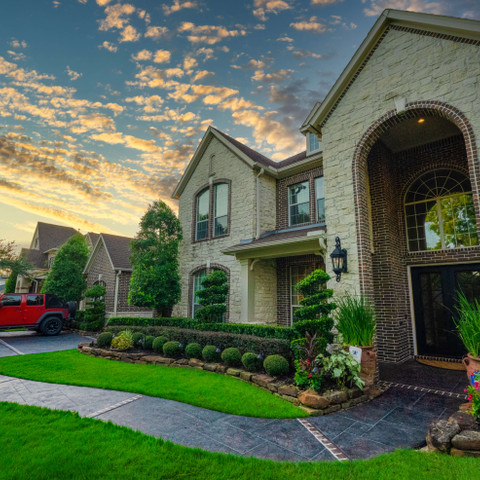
[0,402,477,480]
[0,349,306,418]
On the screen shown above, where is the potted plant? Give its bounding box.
[335,293,376,386]
[454,292,480,384]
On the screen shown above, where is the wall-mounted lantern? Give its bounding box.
[330,236,347,282]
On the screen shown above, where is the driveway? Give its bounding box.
[0,331,93,357]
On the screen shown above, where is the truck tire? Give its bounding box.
[66,301,77,319]
[41,317,63,336]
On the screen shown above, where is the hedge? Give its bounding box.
[105,325,293,362]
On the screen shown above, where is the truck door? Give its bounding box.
[24,294,45,325]
[0,295,23,326]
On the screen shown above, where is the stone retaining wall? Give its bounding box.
[78,342,378,415]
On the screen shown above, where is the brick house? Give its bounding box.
[172,9,480,364]
[83,233,153,318]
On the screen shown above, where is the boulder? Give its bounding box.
[298,389,330,409]
[203,363,217,372]
[188,359,204,368]
[226,368,242,377]
[174,358,189,366]
[452,430,480,451]
[239,371,253,382]
[450,448,480,458]
[428,420,460,452]
[323,390,348,405]
[252,374,276,389]
[448,411,478,431]
[278,385,299,397]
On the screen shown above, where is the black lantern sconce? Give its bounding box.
[330,236,347,282]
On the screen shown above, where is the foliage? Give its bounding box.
[143,335,155,350]
[0,239,32,277]
[185,343,203,359]
[263,355,289,377]
[105,326,293,361]
[111,330,134,351]
[96,332,113,348]
[221,347,241,367]
[107,316,297,340]
[336,293,376,347]
[152,336,168,353]
[241,352,262,372]
[163,341,182,358]
[466,371,480,418]
[128,201,182,316]
[202,345,220,363]
[4,271,18,294]
[194,270,229,323]
[41,233,89,302]
[293,333,324,391]
[454,292,480,357]
[315,348,364,390]
[79,284,106,332]
[132,332,144,348]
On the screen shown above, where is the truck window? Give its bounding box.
[45,294,64,309]
[1,295,22,306]
[27,295,44,306]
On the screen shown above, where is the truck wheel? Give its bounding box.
[41,317,63,336]
[66,301,77,319]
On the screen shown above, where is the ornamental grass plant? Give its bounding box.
[454,292,480,358]
[335,293,376,347]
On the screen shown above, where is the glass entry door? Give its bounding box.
[411,264,480,357]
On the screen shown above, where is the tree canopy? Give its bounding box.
[41,233,89,302]
[128,200,183,316]
[1,239,32,292]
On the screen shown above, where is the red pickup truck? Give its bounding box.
[0,293,75,335]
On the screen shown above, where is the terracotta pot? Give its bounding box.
[359,345,376,387]
[462,353,480,385]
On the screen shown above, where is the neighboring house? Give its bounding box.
[0,276,7,293]
[172,9,480,365]
[83,233,153,318]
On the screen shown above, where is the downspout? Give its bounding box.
[255,168,265,239]
[114,270,122,316]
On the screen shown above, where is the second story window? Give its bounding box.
[214,183,229,237]
[315,177,325,222]
[289,182,310,226]
[196,188,209,241]
[307,132,320,155]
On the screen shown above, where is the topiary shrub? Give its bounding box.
[143,335,155,350]
[152,336,169,353]
[202,345,220,362]
[242,352,262,372]
[132,332,144,348]
[111,330,134,350]
[194,270,229,323]
[163,341,182,358]
[264,354,289,377]
[221,347,241,367]
[97,332,113,348]
[185,342,202,359]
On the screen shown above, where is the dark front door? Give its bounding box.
[411,264,480,358]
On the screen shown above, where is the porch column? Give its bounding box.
[239,259,255,323]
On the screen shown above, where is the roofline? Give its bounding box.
[83,234,115,274]
[301,9,480,133]
[266,151,323,179]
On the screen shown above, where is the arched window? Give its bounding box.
[405,169,478,251]
[192,269,207,317]
[213,183,229,237]
[195,189,209,240]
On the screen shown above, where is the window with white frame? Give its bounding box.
[289,181,310,226]
[192,269,207,317]
[315,177,325,222]
[307,132,320,155]
[213,183,229,237]
[290,265,314,324]
[195,189,209,241]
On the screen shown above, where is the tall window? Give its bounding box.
[307,132,320,154]
[214,183,229,237]
[192,269,207,317]
[195,189,209,240]
[290,265,314,324]
[315,177,325,222]
[289,182,310,226]
[405,169,478,251]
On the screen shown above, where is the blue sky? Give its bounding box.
[1,0,479,247]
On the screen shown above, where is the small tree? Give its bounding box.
[0,239,31,281]
[194,270,229,323]
[79,284,106,331]
[129,200,183,316]
[41,233,89,302]
[4,271,18,293]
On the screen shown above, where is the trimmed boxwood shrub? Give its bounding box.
[221,347,241,367]
[264,355,289,377]
[132,332,144,347]
[185,343,202,359]
[152,336,169,353]
[242,352,262,372]
[163,341,182,358]
[202,345,219,363]
[97,332,113,348]
[143,335,155,350]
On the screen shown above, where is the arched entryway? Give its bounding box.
[352,101,480,363]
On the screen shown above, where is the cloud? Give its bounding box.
[153,49,171,63]
[191,70,214,82]
[252,0,293,21]
[290,17,328,33]
[162,0,198,15]
[119,25,141,43]
[183,56,198,73]
[132,49,152,61]
[125,95,164,112]
[252,68,293,83]
[65,66,82,81]
[99,41,118,52]
[178,22,246,45]
[277,35,294,42]
[99,3,136,31]
[10,39,27,49]
[232,59,267,70]
[144,26,169,40]
[361,0,475,16]
[91,132,161,154]
[312,0,344,5]
[291,49,331,59]
[96,0,113,5]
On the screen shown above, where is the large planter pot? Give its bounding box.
[358,346,376,387]
[462,353,480,385]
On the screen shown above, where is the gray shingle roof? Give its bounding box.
[101,233,134,271]
[36,222,77,252]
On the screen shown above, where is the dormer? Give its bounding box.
[306,131,321,156]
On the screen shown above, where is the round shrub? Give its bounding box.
[242,352,262,372]
[263,354,289,377]
[143,335,155,350]
[152,336,169,353]
[163,341,182,358]
[185,342,203,359]
[132,332,144,348]
[221,347,242,367]
[96,332,113,348]
[202,345,220,363]
[111,330,134,351]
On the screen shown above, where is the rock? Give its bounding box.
[148,356,174,365]
[267,382,279,393]
[342,400,353,409]
[252,374,275,388]
[174,358,189,366]
[324,390,348,405]
[239,371,253,382]
[449,411,478,431]
[216,365,227,374]
[452,431,480,451]
[279,394,300,405]
[78,341,93,349]
[188,359,204,368]
[298,389,330,409]
[450,448,480,458]
[323,404,342,415]
[278,385,299,397]
[350,394,369,406]
[428,420,461,452]
[203,363,217,372]
[347,388,362,399]
[226,368,242,377]
[80,346,92,354]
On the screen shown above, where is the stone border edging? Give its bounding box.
[78,342,378,415]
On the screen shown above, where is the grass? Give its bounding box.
[0,349,306,418]
[0,402,478,480]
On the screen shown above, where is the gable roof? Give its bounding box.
[84,233,134,273]
[20,247,46,270]
[301,9,480,134]
[31,222,77,253]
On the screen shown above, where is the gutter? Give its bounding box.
[114,270,122,315]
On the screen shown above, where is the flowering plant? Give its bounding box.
[466,371,480,418]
